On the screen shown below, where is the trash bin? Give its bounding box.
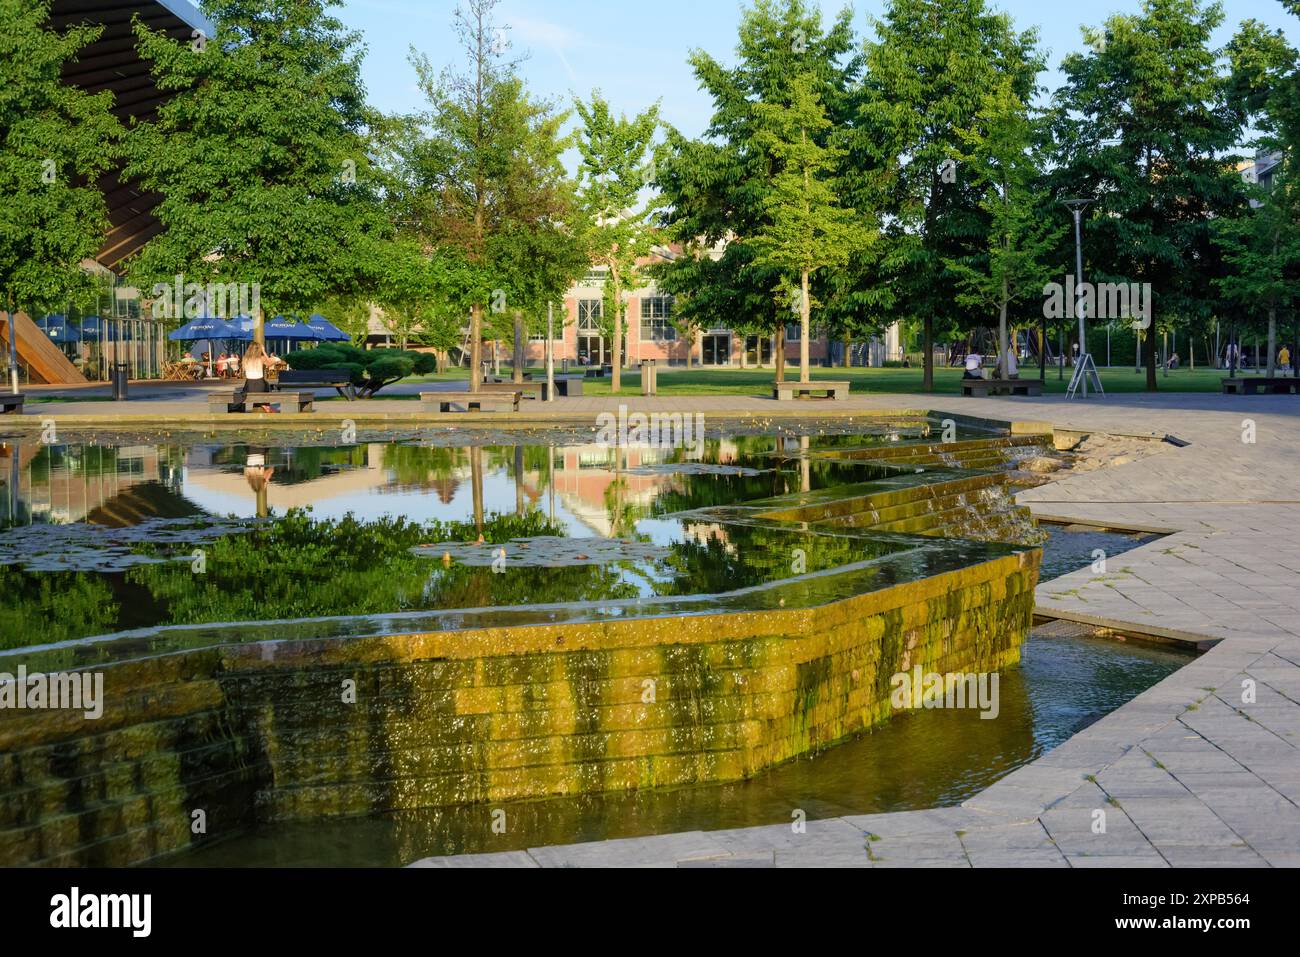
[561,358,570,374]
[111,362,129,401]
[640,359,657,396]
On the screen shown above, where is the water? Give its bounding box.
[170,628,1191,867]
[0,424,1024,650]
[1040,524,1162,582]
[0,419,1194,867]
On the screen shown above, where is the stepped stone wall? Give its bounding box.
[0,548,1037,866]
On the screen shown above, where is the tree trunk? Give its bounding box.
[1144,317,1158,391]
[799,270,811,383]
[512,311,524,384]
[611,270,623,394]
[843,338,852,369]
[470,445,484,534]
[1268,308,1278,379]
[922,314,934,392]
[514,445,525,515]
[469,303,483,393]
[775,326,786,383]
[998,279,1010,380]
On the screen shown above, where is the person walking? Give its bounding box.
[1279,344,1291,377]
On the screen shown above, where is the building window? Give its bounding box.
[578,299,603,332]
[581,269,608,285]
[640,296,677,342]
[785,324,802,341]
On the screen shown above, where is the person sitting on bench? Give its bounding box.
[963,352,985,380]
[242,343,276,412]
[1003,349,1019,380]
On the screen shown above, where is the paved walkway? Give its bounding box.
[409,392,1300,867]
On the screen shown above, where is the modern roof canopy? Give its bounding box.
[51,0,213,272]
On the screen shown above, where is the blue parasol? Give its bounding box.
[306,313,351,342]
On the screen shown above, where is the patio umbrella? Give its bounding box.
[169,317,248,378]
[264,316,321,342]
[37,315,79,343]
[78,316,103,341]
[168,316,246,342]
[306,313,351,342]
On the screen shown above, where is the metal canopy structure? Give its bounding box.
[50,0,212,272]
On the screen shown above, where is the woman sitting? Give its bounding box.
[242,343,275,412]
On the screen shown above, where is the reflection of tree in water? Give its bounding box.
[382,445,462,492]
[219,446,366,486]
[421,561,642,611]
[0,566,121,648]
[121,510,571,630]
[655,525,881,597]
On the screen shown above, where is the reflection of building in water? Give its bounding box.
[0,444,194,527]
[529,445,701,538]
[183,444,388,510]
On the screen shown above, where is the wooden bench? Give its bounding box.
[1222,377,1299,396]
[209,389,316,413]
[962,378,1044,398]
[482,381,545,400]
[482,377,585,400]
[0,393,24,414]
[421,391,520,413]
[773,380,851,401]
[276,369,356,400]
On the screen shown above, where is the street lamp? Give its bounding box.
[1060,196,1104,399]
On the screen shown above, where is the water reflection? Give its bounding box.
[0,430,942,646]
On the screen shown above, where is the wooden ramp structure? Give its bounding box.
[1,312,88,385]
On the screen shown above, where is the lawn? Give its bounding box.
[480,365,1235,396]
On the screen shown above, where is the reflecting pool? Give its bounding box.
[0,417,1193,867]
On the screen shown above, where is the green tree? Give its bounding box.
[1049,0,1249,390]
[0,0,122,389]
[123,0,389,341]
[1221,15,1300,376]
[1214,182,1300,376]
[655,0,861,382]
[749,74,873,383]
[858,0,1042,390]
[574,93,660,393]
[402,0,572,393]
[944,79,1059,378]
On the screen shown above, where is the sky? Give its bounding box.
[335,0,1300,139]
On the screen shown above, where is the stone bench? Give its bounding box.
[773,380,851,401]
[1222,377,1299,396]
[962,378,1044,398]
[0,393,24,414]
[209,390,316,413]
[421,391,520,413]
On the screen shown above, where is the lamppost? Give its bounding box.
[1060,197,1103,398]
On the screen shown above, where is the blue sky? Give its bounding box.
[336,0,1300,137]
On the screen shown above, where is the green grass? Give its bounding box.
[393,364,1232,397]
[570,366,1230,397]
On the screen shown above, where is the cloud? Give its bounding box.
[506,14,582,86]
